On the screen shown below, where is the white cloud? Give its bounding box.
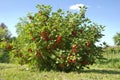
[69,4,85,10]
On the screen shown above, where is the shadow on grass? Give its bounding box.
[80,69,120,74]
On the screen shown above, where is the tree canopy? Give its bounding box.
[113,32,120,45]
[0,23,11,42]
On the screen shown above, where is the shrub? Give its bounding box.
[0,41,12,63]
[12,4,105,72]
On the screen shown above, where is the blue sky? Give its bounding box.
[0,0,120,46]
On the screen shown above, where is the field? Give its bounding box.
[0,49,120,80]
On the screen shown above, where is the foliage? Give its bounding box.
[0,40,14,63]
[0,23,11,42]
[113,32,120,45]
[0,23,12,63]
[12,4,105,72]
[93,46,120,69]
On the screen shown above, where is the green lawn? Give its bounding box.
[0,52,120,80]
[0,63,120,80]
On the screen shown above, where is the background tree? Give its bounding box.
[0,23,12,63]
[0,23,11,42]
[113,32,120,45]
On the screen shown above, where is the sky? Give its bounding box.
[0,0,120,46]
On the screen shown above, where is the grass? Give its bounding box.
[0,50,120,80]
[0,63,120,80]
[93,50,120,69]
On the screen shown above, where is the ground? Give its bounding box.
[0,63,120,80]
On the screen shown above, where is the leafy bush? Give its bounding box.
[11,4,105,72]
[0,41,13,63]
